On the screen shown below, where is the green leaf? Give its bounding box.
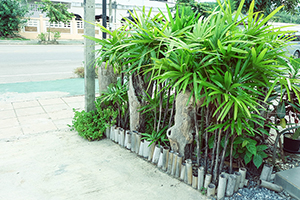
[253,154,263,169]
[292,128,300,140]
[244,154,252,165]
[256,145,268,151]
[242,140,248,147]
[246,144,256,156]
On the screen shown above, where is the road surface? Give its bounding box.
[0,45,85,83]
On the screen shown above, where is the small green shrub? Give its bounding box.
[69,109,104,141]
[53,31,61,41]
[69,104,117,141]
[74,65,99,78]
[37,32,47,42]
[74,67,84,78]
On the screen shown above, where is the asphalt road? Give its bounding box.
[0,45,85,83]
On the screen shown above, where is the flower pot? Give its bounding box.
[147,142,156,162]
[118,128,125,147]
[167,150,174,174]
[110,125,116,141]
[283,133,300,153]
[170,152,178,176]
[131,131,137,152]
[198,166,205,190]
[175,154,182,178]
[152,144,161,164]
[185,159,192,185]
[135,132,142,154]
[138,140,144,156]
[125,130,131,149]
[143,140,151,158]
[162,146,170,171]
[105,126,110,138]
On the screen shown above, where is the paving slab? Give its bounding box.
[275,167,300,199]
[38,98,67,106]
[0,126,23,139]
[15,106,46,117]
[12,100,40,109]
[17,113,51,125]
[47,110,74,121]
[22,122,57,135]
[0,118,19,128]
[0,102,13,110]
[0,130,206,200]
[0,109,16,119]
[42,104,71,113]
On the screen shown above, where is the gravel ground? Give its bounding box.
[224,186,296,200]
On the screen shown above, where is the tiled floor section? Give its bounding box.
[0,95,85,140]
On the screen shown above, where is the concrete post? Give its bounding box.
[102,0,107,39]
[39,14,44,33]
[109,0,112,35]
[71,17,76,35]
[84,0,96,112]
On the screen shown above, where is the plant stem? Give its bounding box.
[229,134,237,174]
[213,128,222,183]
[168,90,176,129]
[157,83,163,133]
[162,85,171,129]
[204,106,209,173]
[210,129,218,174]
[193,101,200,165]
[154,81,158,132]
[218,129,230,176]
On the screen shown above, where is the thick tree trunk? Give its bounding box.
[128,73,148,132]
[167,91,201,158]
[98,62,118,95]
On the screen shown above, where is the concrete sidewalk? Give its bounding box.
[0,96,206,200]
[0,39,84,45]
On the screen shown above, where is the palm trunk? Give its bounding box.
[204,106,209,173]
[154,81,158,132]
[210,129,218,174]
[213,128,222,183]
[193,101,200,165]
[229,134,237,174]
[168,90,177,129]
[218,129,230,175]
[157,83,163,133]
[161,86,171,128]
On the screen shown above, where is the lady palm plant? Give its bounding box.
[150,0,292,183]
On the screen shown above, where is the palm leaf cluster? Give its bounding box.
[87,0,299,183]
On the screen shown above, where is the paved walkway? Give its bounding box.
[0,39,84,45]
[0,95,206,200]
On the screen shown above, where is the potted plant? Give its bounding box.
[272,58,300,153]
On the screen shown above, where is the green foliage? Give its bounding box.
[233,0,300,15]
[37,0,73,24]
[97,78,129,129]
[53,31,61,41]
[268,57,300,140]
[273,11,300,23]
[37,0,73,41]
[175,0,216,18]
[0,0,30,37]
[37,32,47,42]
[70,109,105,141]
[232,136,268,168]
[86,0,294,172]
[141,126,169,146]
[74,67,84,78]
[70,100,117,141]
